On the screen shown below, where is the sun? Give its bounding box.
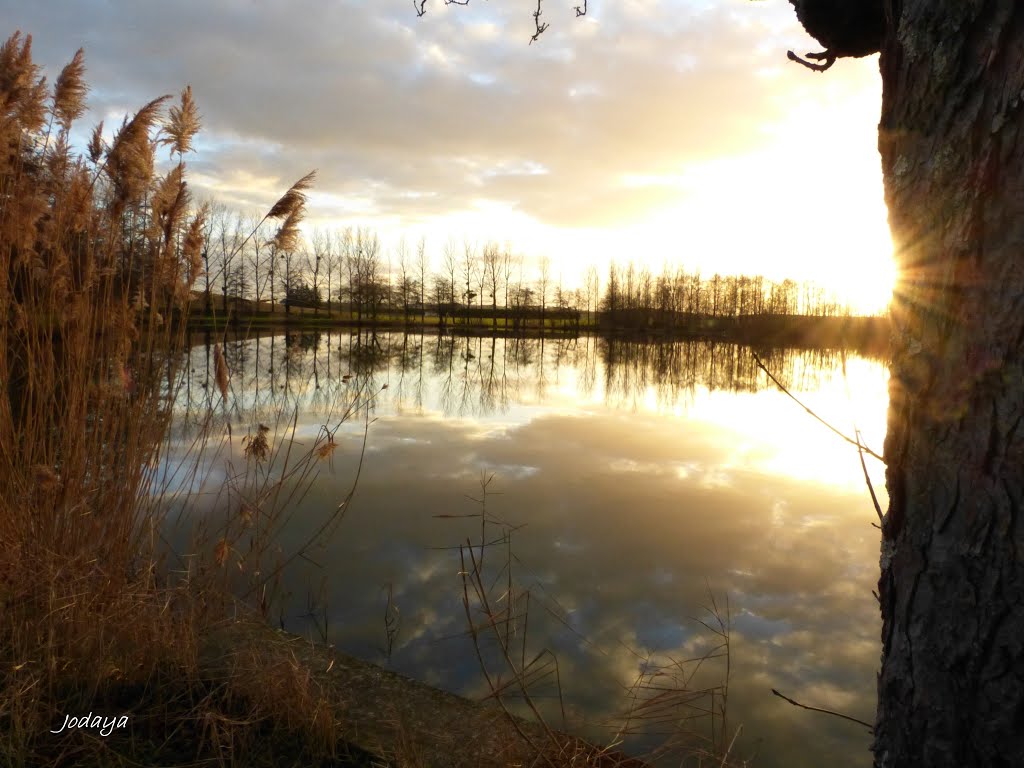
[614,59,894,315]
[622,156,895,315]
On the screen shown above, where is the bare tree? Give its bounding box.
[210,206,244,314]
[321,230,339,315]
[339,227,358,320]
[442,237,459,319]
[277,247,298,316]
[395,235,415,321]
[268,243,278,314]
[461,238,478,314]
[501,244,514,323]
[246,210,271,306]
[199,200,225,314]
[584,264,599,323]
[432,272,453,327]
[482,241,503,325]
[310,228,331,316]
[355,227,384,321]
[537,255,551,324]
[416,235,428,322]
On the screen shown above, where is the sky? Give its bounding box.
[3,0,895,312]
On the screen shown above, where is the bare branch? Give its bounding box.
[771,688,874,733]
[415,0,572,41]
[787,49,836,72]
[574,0,587,17]
[530,0,549,44]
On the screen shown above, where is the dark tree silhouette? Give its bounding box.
[786,0,885,70]
[418,1,1024,765]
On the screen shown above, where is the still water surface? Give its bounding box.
[167,330,887,767]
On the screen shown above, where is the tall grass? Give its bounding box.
[447,475,749,767]
[0,32,336,766]
[1,31,203,758]
[0,30,753,767]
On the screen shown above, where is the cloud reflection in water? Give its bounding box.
[166,331,886,766]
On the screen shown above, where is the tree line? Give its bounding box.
[197,205,871,328]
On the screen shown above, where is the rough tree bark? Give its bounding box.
[875,1,1024,765]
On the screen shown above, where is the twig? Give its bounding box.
[751,351,884,463]
[787,49,836,72]
[720,723,742,768]
[857,427,884,523]
[771,688,873,732]
[459,544,556,767]
[840,350,885,524]
[530,0,549,43]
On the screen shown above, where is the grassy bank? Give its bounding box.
[0,34,354,767]
[189,294,890,357]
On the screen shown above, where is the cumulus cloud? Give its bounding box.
[2,0,880,241]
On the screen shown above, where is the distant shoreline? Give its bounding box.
[184,310,891,357]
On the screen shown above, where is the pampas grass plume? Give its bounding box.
[267,170,316,219]
[53,47,87,130]
[162,85,200,158]
[87,120,104,163]
[105,95,168,204]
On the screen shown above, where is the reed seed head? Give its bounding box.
[87,120,103,163]
[53,47,87,131]
[183,204,208,290]
[105,95,169,205]
[315,435,337,461]
[271,206,304,254]
[243,424,270,462]
[162,84,200,158]
[0,32,48,134]
[213,343,229,402]
[267,170,316,219]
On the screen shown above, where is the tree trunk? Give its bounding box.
[875,1,1024,765]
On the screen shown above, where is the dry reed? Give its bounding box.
[443,475,750,767]
[0,32,337,767]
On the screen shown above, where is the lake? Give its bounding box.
[163,329,887,767]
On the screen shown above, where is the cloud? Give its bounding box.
[161,329,885,763]
[1,0,878,236]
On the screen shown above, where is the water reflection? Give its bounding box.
[178,330,874,421]
[169,330,887,767]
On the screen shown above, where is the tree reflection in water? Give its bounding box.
[166,329,887,768]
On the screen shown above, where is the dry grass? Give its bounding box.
[1,29,753,768]
[444,475,752,768]
[1,31,202,761]
[0,32,349,767]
